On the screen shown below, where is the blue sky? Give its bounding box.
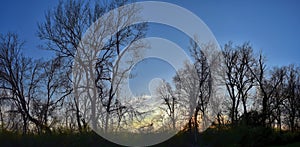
[0,0,57,58]
[0,0,299,66]
[149,0,300,67]
[133,0,300,95]
[1,0,299,95]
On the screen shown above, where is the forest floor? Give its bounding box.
[0,126,299,147]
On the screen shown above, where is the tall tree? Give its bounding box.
[235,43,256,124]
[189,39,212,132]
[283,64,299,131]
[157,80,177,130]
[268,67,286,131]
[38,0,147,132]
[37,0,91,132]
[222,42,257,125]
[173,41,213,144]
[0,33,50,134]
[37,57,72,132]
[248,52,284,127]
[222,42,240,125]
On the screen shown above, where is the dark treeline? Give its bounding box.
[0,0,148,135]
[220,42,300,131]
[0,0,299,146]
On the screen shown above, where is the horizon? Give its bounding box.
[0,1,300,146]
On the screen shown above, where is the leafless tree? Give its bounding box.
[188,39,213,133]
[173,40,214,143]
[235,43,256,124]
[34,57,72,132]
[0,33,51,134]
[268,67,286,131]
[38,0,147,133]
[283,64,300,131]
[222,42,256,125]
[157,80,177,130]
[248,52,285,127]
[222,42,240,125]
[37,0,91,132]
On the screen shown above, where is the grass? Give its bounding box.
[272,142,300,147]
[0,126,299,147]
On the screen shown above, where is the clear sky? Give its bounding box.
[1,0,299,65]
[148,0,300,67]
[1,0,299,95]
[0,0,58,58]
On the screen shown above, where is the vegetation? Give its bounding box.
[0,126,299,147]
[0,0,299,146]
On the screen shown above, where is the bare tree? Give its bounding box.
[157,80,177,130]
[268,67,286,131]
[38,0,147,133]
[0,33,51,134]
[283,64,299,131]
[222,42,240,125]
[222,42,257,125]
[189,39,212,134]
[235,43,256,124]
[174,63,198,131]
[35,57,72,132]
[37,0,91,132]
[0,88,16,131]
[248,52,285,127]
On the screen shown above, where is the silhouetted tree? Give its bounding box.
[38,0,147,133]
[173,42,213,144]
[283,64,300,131]
[157,80,177,130]
[248,52,285,127]
[189,39,213,136]
[0,33,50,134]
[222,42,240,125]
[37,57,72,132]
[37,0,91,132]
[266,67,286,131]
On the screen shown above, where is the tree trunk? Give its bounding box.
[242,98,248,124]
[0,107,4,131]
[22,113,27,135]
[193,108,200,144]
[231,100,236,125]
